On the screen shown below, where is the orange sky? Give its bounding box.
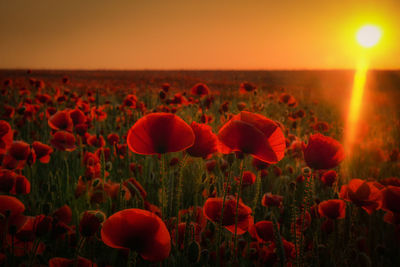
[0,0,399,70]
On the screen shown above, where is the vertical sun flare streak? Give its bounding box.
[344,57,368,157]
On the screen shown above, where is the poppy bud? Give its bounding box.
[188,241,201,263]
[169,157,179,166]
[79,210,104,237]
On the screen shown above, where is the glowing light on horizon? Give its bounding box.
[356,25,382,48]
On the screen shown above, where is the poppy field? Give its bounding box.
[0,70,399,266]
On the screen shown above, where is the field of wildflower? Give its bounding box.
[0,70,399,266]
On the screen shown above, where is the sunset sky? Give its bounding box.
[0,0,399,70]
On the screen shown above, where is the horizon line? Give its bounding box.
[1,67,399,72]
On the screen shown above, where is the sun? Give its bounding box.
[356,25,382,48]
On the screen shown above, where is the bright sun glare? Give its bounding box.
[356,25,382,48]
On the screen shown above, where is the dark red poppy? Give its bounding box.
[0,120,13,154]
[10,175,30,195]
[320,170,337,187]
[107,133,120,145]
[303,133,345,170]
[69,109,86,126]
[2,141,31,169]
[191,83,210,97]
[279,93,297,107]
[49,256,98,267]
[0,195,25,217]
[33,214,53,237]
[381,186,400,213]
[87,134,105,148]
[186,121,218,159]
[239,171,256,187]
[0,195,26,233]
[90,106,107,122]
[313,121,330,132]
[50,131,76,151]
[203,196,253,235]
[48,110,74,132]
[218,111,285,164]
[127,113,195,155]
[74,123,88,136]
[249,220,275,243]
[53,205,72,224]
[101,208,171,261]
[339,179,382,214]
[1,105,15,119]
[32,141,53,163]
[0,169,16,192]
[239,82,256,93]
[261,193,283,207]
[7,141,30,161]
[318,199,346,219]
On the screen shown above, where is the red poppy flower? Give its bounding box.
[101,208,171,261]
[33,214,53,237]
[318,199,346,219]
[107,133,120,145]
[279,93,297,107]
[0,195,25,218]
[186,122,218,159]
[381,186,400,213]
[75,123,88,136]
[2,141,31,169]
[48,110,74,132]
[249,220,275,243]
[320,170,337,187]
[127,113,195,155]
[339,179,382,214]
[90,106,107,122]
[218,111,285,164]
[313,121,330,132]
[32,141,53,163]
[10,175,30,195]
[53,205,72,224]
[303,133,345,170]
[7,141,30,161]
[203,196,253,235]
[87,134,105,148]
[239,171,256,187]
[0,195,26,233]
[0,120,13,154]
[261,193,283,207]
[0,169,16,192]
[49,256,98,267]
[1,105,15,119]
[239,82,256,94]
[50,131,76,151]
[69,109,86,126]
[191,83,210,97]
